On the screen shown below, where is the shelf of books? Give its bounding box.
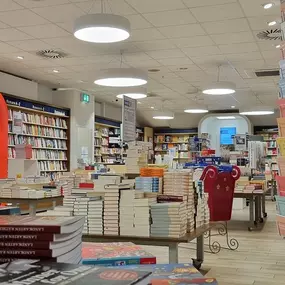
[154,128,198,160]
[5,94,70,175]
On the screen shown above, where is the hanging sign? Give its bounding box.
[234,134,247,151]
[122,96,136,142]
[12,111,23,134]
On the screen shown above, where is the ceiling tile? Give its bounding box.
[182,46,221,57]
[0,9,49,27]
[157,57,194,66]
[74,0,137,16]
[210,31,255,45]
[133,39,177,51]
[18,24,71,39]
[190,3,244,22]
[143,9,196,27]
[218,42,259,54]
[0,28,33,41]
[125,14,153,29]
[0,51,40,61]
[23,59,62,68]
[158,24,206,38]
[183,0,236,8]
[225,51,263,62]
[14,0,70,8]
[130,28,165,42]
[146,49,186,59]
[202,18,251,34]
[261,50,280,60]
[8,39,53,52]
[172,35,214,48]
[125,0,186,13]
[248,15,280,31]
[0,0,23,11]
[0,42,20,53]
[31,4,85,23]
[238,0,280,17]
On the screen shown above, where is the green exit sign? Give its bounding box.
[80,93,90,103]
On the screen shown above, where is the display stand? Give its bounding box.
[8,158,39,178]
[200,165,240,252]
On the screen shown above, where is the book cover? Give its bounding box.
[81,242,156,266]
[0,216,84,234]
[157,196,184,203]
[151,278,218,284]
[0,260,152,285]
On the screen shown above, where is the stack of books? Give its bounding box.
[120,190,135,236]
[81,242,156,265]
[235,176,249,192]
[63,196,77,209]
[95,175,121,191]
[150,202,187,238]
[135,177,162,193]
[73,197,89,234]
[0,216,84,263]
[38,206,74,217]
[88,198,103,235]
[58,174,74,196]
[0,206,20,215]
[163,171,195,232]
[134,198,151,237]
[104,184,130,235]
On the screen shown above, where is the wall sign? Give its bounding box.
[122,96,136,142]
[12,111,23,135]
[80,93,90,104]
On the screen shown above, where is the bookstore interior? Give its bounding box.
[1,1,285,285]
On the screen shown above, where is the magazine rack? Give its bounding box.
[200,165,241,253]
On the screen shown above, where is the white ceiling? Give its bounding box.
[0,0,281,126]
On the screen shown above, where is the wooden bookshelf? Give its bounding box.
[4,94,70,175]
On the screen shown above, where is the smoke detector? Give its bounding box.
[36,49,67,59]
[257,29,281,40]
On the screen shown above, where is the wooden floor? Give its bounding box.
[141,201,285,285]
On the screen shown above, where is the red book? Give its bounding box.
[0,216,84,234]
[79,183,94,189]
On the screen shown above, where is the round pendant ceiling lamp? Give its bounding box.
[95,68,147,87]
[74,13,131,43]
[184,109,209,114]
[202,81,236,95]
[116,87,147,99]
[153,111,174,120]
[239,107,274,115]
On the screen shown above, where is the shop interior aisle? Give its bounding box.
[140,201,283,285]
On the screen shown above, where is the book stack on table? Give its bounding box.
[58,175,74,196]
[120,189,135,236]
[0,216,85,263]
[104,184,130,236]
[81,242,156,266]
[95,175,121,191]
[163,171,195,232]
[88,198,103,235]
[38,205,74,217]
[135,177,162,193]
[0,206,20,215]
[150,202,187,238]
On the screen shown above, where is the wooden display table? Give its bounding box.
[234,188,269,231]
[83,224,214,269]
[0,196,63,216]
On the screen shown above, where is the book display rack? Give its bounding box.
[4,94,70,175]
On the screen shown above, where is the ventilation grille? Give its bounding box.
[36,49,67,59]
[255,69,279,77]
[257,29,281,40]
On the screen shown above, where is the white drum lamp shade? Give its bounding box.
[74,14,131,43]
[153,111,174,120]
[184,109,209,114]
[116,87,147,99]
[95,68,148,87]
[202,81,236,95]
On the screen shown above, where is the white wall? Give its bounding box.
[200,115,251,155]
[53,90,95,169]
[95,101,122,121]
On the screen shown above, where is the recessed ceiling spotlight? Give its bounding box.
[17,56,24,60]
[276,44,281,48]
[179,67,188,71]
[150,106,154,109]
[263,3,274,9]
[231,105,235,108]
[138,101,142,104]
[53,69,59,73]
[268,20,277,26]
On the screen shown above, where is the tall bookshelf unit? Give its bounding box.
[5,94,70,175]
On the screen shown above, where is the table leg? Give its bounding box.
[193,234,204,270]
[52,200,56,209]
[168,244,178,263]
[262,194,267,218]
[248,196,255,231]
[29,202,37,216]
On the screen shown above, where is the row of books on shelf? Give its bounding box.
[95,127,109,137]
[8,135,67,149]
[39,161,68,172]
[8,110,68,128]
[155,135,190,143]
[155,144,188,151]
[10,124,68,138]
[8,148,67,160]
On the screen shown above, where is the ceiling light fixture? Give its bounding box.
[74,0,130,43]
[150,106,154,109]
[116,87,147,99]
[53,69,59,73]
[276,44,281,48]
[216,116,236,120]
[95,68,147,87]
[263,3,274,9]
[184,109,209,114]
[231,105,235,108]
[153,111,174,120]
[202,66,236,95]
[268,20,277,26]
[17,56,24,60]
[240,107,274,115]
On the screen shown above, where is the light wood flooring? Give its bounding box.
[141,201,285,285]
